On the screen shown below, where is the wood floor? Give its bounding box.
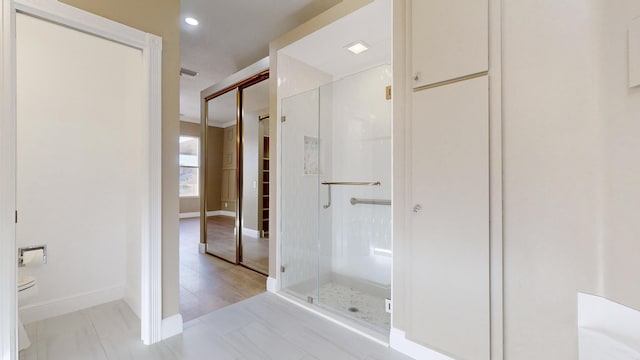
[179,218,266,322]
[20,294,412,359]
[204,215,235,260]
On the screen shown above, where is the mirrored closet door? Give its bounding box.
[200,66,269,275]
[239,79,270,274]
[204,89,238,263]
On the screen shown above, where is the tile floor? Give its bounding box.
[311,282,391,330]
[20,293,412,360]
[179,218,266,321]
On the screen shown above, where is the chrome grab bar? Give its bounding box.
[321,181,381,186]
[322,181,381,209]
[350,197,391,206]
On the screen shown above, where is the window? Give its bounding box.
[179,136,199,197]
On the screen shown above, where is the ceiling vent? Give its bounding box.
[180,68,198,77]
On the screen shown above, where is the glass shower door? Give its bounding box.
[280,65,392,332]
[280,88,320,301]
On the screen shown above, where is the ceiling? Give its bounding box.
[179,0,342,123]
[279,0,391,79]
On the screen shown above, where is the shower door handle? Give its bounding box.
[323,185,332,209]
[321,181,381,209]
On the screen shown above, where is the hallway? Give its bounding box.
[179,218,265,322]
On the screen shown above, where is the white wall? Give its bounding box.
[16,13,143,322]
[600,1,640,311]
[391,0,640,358]
[501,0,640,358]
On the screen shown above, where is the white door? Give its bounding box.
[409,76,490,359]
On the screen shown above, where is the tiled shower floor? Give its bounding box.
[306,282,390,330]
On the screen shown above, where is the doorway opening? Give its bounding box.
[178,61,270,322]
[2,2,164,356]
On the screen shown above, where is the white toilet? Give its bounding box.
[18,275,37,351]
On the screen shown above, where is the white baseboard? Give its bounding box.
[198,243,206,254]
[390,328,453,360]
[266,277,278,293]
[161,313,183,340]
[20,285,124,324]
[124,291,141,319]
[207,210,235,217]
[179,212,199,219]
[242,227,259,238]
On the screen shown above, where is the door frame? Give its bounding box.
[0,0,163,357]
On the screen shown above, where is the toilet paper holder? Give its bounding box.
[18,245,47,267]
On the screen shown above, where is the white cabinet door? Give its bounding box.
[409,76,489,360]
[411,0,488,88]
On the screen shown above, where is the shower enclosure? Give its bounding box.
[280,65,392,332]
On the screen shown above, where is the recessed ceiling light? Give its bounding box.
[346,41,369,55]
[185,17,199,26]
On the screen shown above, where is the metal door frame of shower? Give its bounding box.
[199,57,270,275]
